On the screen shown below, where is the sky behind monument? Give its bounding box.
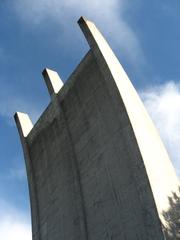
[0,1,180,239]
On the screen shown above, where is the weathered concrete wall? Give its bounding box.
[77,17,180,225]
[15,17,179,240]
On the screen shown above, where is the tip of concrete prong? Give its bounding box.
[77,16,98,47]
[77,16,86,24]
[14,112,33,137]
[77,16,93,26]
[42,68,63,98]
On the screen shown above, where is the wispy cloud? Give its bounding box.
[141,81,180,178]
[0,166,26,182]
[0,95,41,125]
[8,166,26,181]
[0,199,31,240]
[13,0,144,65]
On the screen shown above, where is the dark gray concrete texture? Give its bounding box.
[15,17,180,240]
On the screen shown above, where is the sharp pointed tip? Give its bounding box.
[42,68,63,96]
[14,112,18,122]
[78,16,93,25]
[14,111,26,120]
[15,111,27,116]
[14,111,18,117]
[42,68,47,75]
[42,68,51,77]
[14,111,33,137]
[42,68,57,76]
[78,16,86,24]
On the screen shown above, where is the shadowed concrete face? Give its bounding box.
[78,17,180,219]
[14,17,179,240]
[14,112,33,137]
[42,68,63,98]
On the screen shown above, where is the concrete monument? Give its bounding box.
[15,17,179,239]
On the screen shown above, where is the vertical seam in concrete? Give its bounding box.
[58,98,89,240]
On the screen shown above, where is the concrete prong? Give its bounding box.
[14,112,33,138]
[42,68,63,98]
[78,16,103,49]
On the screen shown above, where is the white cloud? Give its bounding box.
[13,0,144,65]
[0,216,31,240]
[0,199,31,240]
[141,81,180,178]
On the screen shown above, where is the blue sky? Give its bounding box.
[0,1,180,239]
